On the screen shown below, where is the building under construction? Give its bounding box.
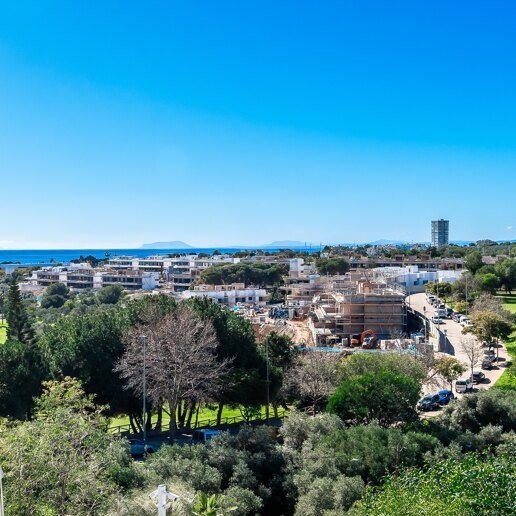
[309,280,406,345]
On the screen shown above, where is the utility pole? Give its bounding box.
[141,335,148,447]
[265,338,270,425]
[149,485,178,516]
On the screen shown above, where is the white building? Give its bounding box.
[31,265,156,290]
[373,266,463,294]
[181,283,267,306]
[107,254,240,292]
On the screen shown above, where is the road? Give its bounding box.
[408,293,508,396]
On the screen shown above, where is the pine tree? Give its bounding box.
[6,279,34,344]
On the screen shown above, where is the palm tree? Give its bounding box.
[193,492,236,516]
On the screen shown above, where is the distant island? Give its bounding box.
[140,241,193,249]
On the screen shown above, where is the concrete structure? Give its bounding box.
[309,281,406,345]
[31,265,156,290]
[181,283,267,306]
[107,254,240,292]
[431,219,450,247]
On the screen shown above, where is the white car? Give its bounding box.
[431,316,443,325]
[455,378,473,393]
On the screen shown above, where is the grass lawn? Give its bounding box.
[494,293,516,390]
[0,323,7,344]
[109,403,279,430]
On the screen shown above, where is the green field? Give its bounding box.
[109,403,279,431]
[494,294,516,390]
[0,323,7,344]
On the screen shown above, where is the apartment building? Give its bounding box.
[181,283,267,306]
[106,254,240,291]
[309,281,405,345]
[31,265,156,290]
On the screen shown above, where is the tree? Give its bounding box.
[6,279,34,344]
[38,307,136,418]
[471,293,513,322]
[465,310,513,346]
[338,352,427,385]
[116,303,230,431]
[495,258,516,294]
[41,281,70,308]
[321,422,441,485]
[0,378,134,515]
[459,336,484,381]
[97,284,125,304]
[316,258,350,275]
[199,262,288,287]
[479,273,500,295]
[454,300,469,314]
[188,297,269,424]
[464,251,483,274]
[262,331,293,371]
[426,282,452,300]
[285,352,341,415]
[434,356,466,390]
[327,371,421,427]
[0,338,44,418]
[354,447,516,515]
[452,273,481,302]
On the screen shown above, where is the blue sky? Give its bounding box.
[0,1,515,249]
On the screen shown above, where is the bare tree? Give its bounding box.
[459,336,484,382]
[115,303,231,432]
[285,351,341,415]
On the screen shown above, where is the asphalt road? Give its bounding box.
[408,293,508,398]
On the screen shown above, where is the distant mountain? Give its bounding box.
[260,240,308,248]
[140,241,193,249]
[367,239,408,246]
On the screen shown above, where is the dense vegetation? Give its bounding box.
[0,250,515,514]
[198,262,288,287]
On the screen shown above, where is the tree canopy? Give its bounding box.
[327,370,421,427]
[316,257,350,275]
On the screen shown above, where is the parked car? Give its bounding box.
[417,393,441,411]
[455,378,473,393]
[438,389,455,405]
[481,352,495,370]
[452,313,463,323]
[471,370,486,384]
[482,357,494,370]
[128,438,154,457]
[431,316,443,324]
[445,307,453,318]
[191,429,222,444]
[436,308,447,319]
[460,317,471,327]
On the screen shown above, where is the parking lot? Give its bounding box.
[408,293,509,410]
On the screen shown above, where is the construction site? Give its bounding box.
[250,260,407,348]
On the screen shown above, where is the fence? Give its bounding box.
[107,408,289,436]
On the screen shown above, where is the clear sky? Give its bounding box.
[1,1,515,249]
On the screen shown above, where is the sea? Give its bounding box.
[0,247,319,266]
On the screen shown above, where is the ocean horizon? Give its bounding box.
[0,247,320,265]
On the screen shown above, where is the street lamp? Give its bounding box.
[0,464,4,516]
[265,338,270,425]
[141,335,148,447]
[423,306,427,342]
